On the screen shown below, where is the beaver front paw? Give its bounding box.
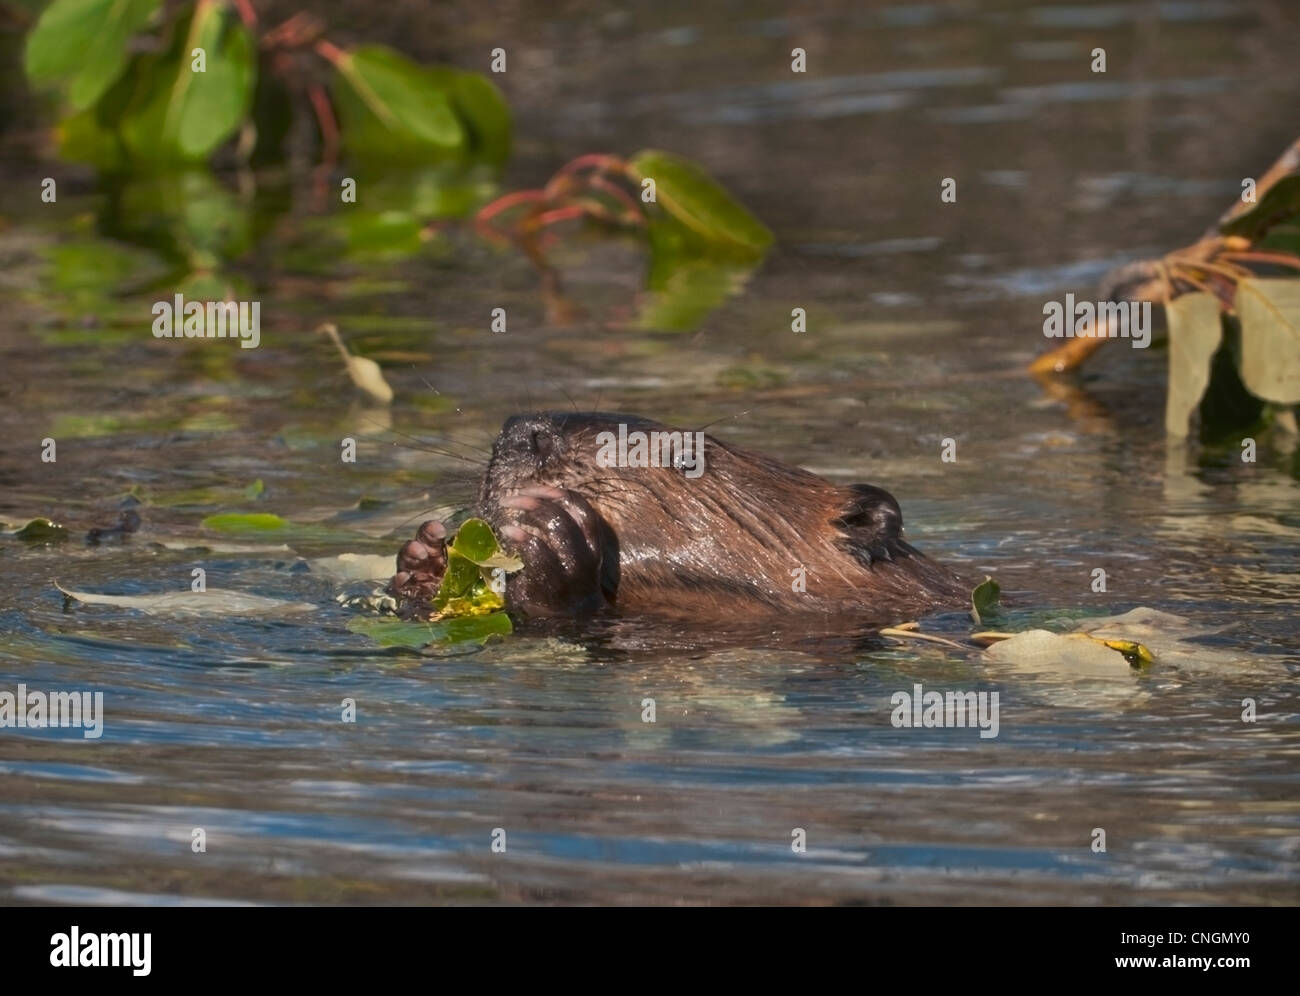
[494,485,613,617]
[386,519,449,618]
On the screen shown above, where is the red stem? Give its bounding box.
[476,189,547,225]
[232,0,258,29]
[553,153,628,179]
[530,204,589,229]
[586,173,645,224]
[315,39,344,64]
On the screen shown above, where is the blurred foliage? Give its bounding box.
[18,0,773,334]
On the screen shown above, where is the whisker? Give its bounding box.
[694,408,752,433]
[358,416,489,466]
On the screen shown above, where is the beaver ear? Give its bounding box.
[832,483,907,565]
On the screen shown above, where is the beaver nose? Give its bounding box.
[499,414,561,460]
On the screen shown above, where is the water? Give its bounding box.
[1,0,1298,904]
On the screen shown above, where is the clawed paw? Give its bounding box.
[490,486,612,616]
[386,519,449,617]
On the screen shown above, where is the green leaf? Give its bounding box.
[1164,291,1224,437]
[426,519,522,615]
[970,576,1000,625]
[200,512,288,532]
[10,518,69,542]
[1235,278,1300,404]
[448,517,523,569]
[629,149,773,255]
[117,1,255,164]
[25,0,160,111]
[1221,174,1300,243]
[347,611,512,648]
[432,556,484,611]
[195,512,385,552]
[1256,221,1300,256]
[331,44,465,165]
[446,70,511,167]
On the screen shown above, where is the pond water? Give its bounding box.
[1,0,1298,904]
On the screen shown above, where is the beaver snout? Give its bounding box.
[479,412,578,505]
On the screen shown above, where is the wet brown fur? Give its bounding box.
[463,411,967,622]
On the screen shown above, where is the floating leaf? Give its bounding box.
[1164,291,1224,436]
[1097,638,1155,668]
[1235,278,1300,404]
[331,44,464,165]
[309,553,396,582]
[983,629,1139,678]
[55,583,315,617]
[200,512,288,532]
[317,322,394,405]
[347,612,512,648]
[628,149,774,254]
[25,0,160,110]
[969,576,1000,625]
[197,512,386,550]
[10,518,69,542]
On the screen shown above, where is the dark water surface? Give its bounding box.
[1,0,1298,904]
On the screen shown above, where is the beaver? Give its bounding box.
[387,411,967,623]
